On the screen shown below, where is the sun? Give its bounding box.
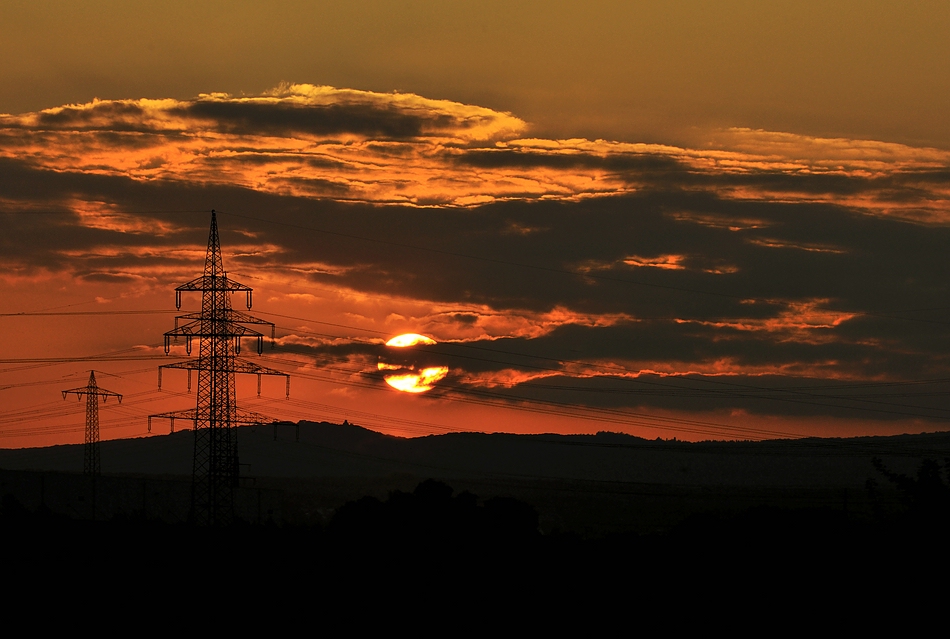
[379,333,449,393]
[385,333,436,348]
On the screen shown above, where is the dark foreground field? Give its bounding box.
[2,422,949,597]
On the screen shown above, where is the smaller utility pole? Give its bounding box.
[63,371,122,476]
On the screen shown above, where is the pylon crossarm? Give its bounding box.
[100,391,122,403]
[148,408,275,428]
[169,311,273,332]
[160,360,198,371]
[233,409,278,426]
[165,321,261,340]
[231,358,287,377]
[164,319,202,338]
[147,408,197,434]
[176,274,252,293]
[151,408,197,420]
[162,357,282,374]
[164,325,196,354]
[227,309,275,327]
[62,388,122,401]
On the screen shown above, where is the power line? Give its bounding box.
[1,310,947,441]
[0,310,176,317]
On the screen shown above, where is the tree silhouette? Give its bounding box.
[869,457,950,529]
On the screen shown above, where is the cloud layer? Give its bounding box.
[4,84,948,213]
[2,85,950,438]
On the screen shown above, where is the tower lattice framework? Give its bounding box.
[62,370,122,476]
[150,210,289,526]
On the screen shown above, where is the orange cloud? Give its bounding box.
[676,299,858,344]
[4,85,946,216]
[623,254,686,270]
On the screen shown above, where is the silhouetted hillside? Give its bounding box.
[2,422,949,536]
[3,421,947,485]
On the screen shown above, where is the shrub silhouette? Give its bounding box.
[328,480,539,546]
[869,457,950,528]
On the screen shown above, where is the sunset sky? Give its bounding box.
[2,1,950,447]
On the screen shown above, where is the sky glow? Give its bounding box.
[1,3,949,446]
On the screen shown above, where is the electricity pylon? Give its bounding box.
[150,210,289,526]
[62,370,122,476]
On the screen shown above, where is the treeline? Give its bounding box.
[3,460,949,589]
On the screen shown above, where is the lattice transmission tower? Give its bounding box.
[62,370,122,476]
[150,210,289,526]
